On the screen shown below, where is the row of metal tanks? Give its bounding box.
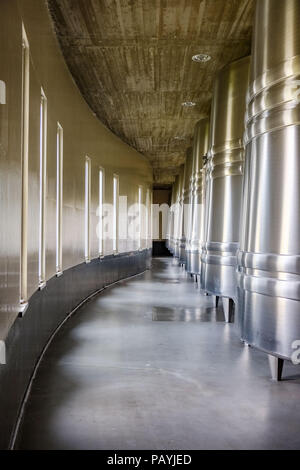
[166,0,300,381]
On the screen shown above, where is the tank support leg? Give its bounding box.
[223,298,234,323]
[211,295,219,307]
[268,355,284,381]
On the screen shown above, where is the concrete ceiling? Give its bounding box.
[47,0,254,184]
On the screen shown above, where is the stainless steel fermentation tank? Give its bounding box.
[174,165,184,259]
[185,118,209,275]
[166,185,175,252]
[200,154,210,287]
[178,147,193,264]
[185,148,195,273]
[238,0,300,379]
[202,56,250,320]
[168,176,178,254]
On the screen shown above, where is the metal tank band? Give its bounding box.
[178,147,193,264]
[186,118,210,275]
[202,56,250,313]
[237,0,300,366]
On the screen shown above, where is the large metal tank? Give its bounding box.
[168,176,178,254]
[165,184,175,251]
[185,150,195,273]
[178,147,193,264]
[186,119,210,274]
[238,0,300,378]
[202,56,250,320]
[174,165,184,259]
[200,154,210,287]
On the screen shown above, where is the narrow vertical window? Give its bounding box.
[138,186,142,249]
[0,80,6,104]
[39,89,47,288]
[98,168,104,256]
[113,174,119,253]
[56,123,63,275]
[20,25,30,308]
[85,156,91,262]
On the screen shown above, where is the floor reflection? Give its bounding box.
[152,305,225,322]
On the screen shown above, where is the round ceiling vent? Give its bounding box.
[192,53,211,63]
[181,101,196,107]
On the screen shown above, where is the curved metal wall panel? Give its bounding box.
[238,0,300,359]
[186,119,209,274]
[202,56,250,304]
[0,0,153,448]
[0,0,152,448]
[0,0,152,341]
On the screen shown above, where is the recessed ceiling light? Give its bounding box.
[192,53,211,63]
[182,101,196,107]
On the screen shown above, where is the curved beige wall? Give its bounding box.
[0,0,152,339]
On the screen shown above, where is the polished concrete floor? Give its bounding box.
[18,258,300,450]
